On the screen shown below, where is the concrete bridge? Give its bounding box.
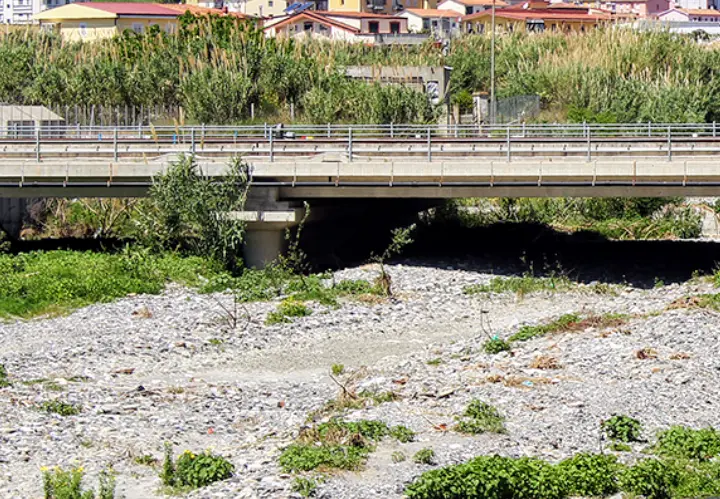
[2,123,720,265]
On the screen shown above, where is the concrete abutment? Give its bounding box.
[0,198,28,239]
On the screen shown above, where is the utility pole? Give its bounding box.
[490,0,496,124]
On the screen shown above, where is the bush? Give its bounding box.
[413,448,436,465]
[455,400,506,434]
[602,414,643,443]
[509,314,581,342]
[483,338,511,354]
[265,298,312,325]
[0,364,9,388]
[618,459,681,499]
[405,455,565,499]
[655,426,720,461]
[43,467,115,499]
[556,453,620,496]
[392,451,406,463]
[160,445,234,490]
[292,476,320,497]
[331,364,344,376]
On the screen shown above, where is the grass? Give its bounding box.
[464,274,574,296]
[39,400,81,416]
[509,313,627,342]
[265,298,312,325]
[413,448,436,465]
[0,364,9,388]
[455,400,506,435]
[0,250,222,319]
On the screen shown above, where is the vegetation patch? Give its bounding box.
[483,338,511,355]
[556,453,621,496]
[455,400,506,435]
[160,444,234,491]
[602,414,643,443]
[654,426,720,462]
[291,476,321,497]
[413,448,436,465]
[39,400,81,416]
[509,313,627,343]
[42,466,115,499]
[0,364,10,388]
[279,419,414,472]
[464,274,573,296]
[265,298,312,325]
[0,250,221,319]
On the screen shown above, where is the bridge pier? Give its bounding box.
[0,198,28,239]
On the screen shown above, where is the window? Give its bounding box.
[303,21,312,30]
[422,19,430,30]
[368,20,379,33]
[465,5,472,14]
[165,23,175,33]
[79,22,87,37]
[390,21,400,33]
[132,22,144,33]
[268,0,273,6]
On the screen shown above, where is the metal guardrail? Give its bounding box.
[2,123,720,163]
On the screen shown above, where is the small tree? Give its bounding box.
[135,155,250,271]
[371,224,415,297]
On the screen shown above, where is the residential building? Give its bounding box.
[1,0,72,25]
[397,8,460,35]
[325,0,436,16]
[591,0,670,18]
[461,3,611,32]
[437,0,507,16]
[263,9,412,40]
[656,6,719,20]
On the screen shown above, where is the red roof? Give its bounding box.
[161,4,250,18]
[265,11,360,33]
[314,10,398,18]
[402,8,461,17]
[75,2,179,16]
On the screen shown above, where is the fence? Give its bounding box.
[0,104,184,127]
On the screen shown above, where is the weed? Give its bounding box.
[392,451,407,463]
[483,338,511,354]
[602,415,643,443]
[636,347,658,360]
[455,400,506,435]
[292,476,320,497]
[369,224,416,297]
[556,453,621,496]
[413,448,436,465]
[134,455,158,466]
[610,442,632,452]
[266,298,311,325]
[464,274,573,296]
[426,358,443,366]
[529,355,562,370]
[389,425,416,443]
[618,458,681,499]
[160,444,234,489]
[39,400,81,416]
[509,314,581,342]
[167,386,185,394]
[0,364,9,388]
[42,466,115,499]
[208,338,224,346]
[331,364,344,376]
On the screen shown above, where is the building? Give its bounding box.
[325,0,437,16]
[656,7,720,20]
[397,8,460,35]
[263,9,411,40]
[1,0,73,25]
[461,2,611,32]
[33,2,248,41]
[591,0,670,18]
[0,106,64,138]
[437,0,507,16]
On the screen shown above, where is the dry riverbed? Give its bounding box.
[1,262,719,498]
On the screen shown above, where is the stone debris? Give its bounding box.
[0,262,718,498]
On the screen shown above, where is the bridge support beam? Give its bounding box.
[0,198,27,239]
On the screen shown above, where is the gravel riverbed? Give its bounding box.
[1,261,719,498]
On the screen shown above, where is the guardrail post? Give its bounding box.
[648,121,652,138]
[587,127,591,162]
[714,121,717,138]
[427,126,432,162]
[201,123,205,150]
[269,129,274,162]
[667,125,672,161]
[327,123,331,139]
[506,125,511,162]
[348,126,353,162]
[390,122,394,139]
[190,126,196,155]
[35,125,40,162]
[113,127,118,162]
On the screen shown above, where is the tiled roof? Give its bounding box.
[402,8,461,17]
[161,4,250,18]
[314,10,398,18]
[463,7,611,20]
[73,2,179,16]
[443,0,508,5]
[681,8,720,15]
[264,10,361,32]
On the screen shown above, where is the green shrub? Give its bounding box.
[556,453,620,496]
[483,338,511,354]
[464,275,573,296]
[655,426,720,461]
[42,467,115,499]
[602,414,643,443]
[455,400,506,434]
[413,448,436,465]
[509,314,581,342]
[389,425,415,443]
[331,364,344,376]
[279,444,369,472]
[0,364,9,388]
[392,451,406,463]
[334,279,381,296]
[610,442,632,452]
[39,400,81,416]
[618,459,681,499]
[426,357,443,366]
[292,476,320,497]
[405,455,565,499]
[266,298,311,325]
[160,445,234,489]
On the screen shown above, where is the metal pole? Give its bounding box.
[327,123,331,139]
[506,125,510,162]
[35,125,40,162]
[390,122,394,139]
[269,129,274,162]
[490,0,496,125]
[348,126,353,162]
[427,126,432,162]
[667,125,672,161]
[250,103,255,120]
[587,126,591,162]
[191,126,196,155]
[714,121,716,138]
[113,127,118,162]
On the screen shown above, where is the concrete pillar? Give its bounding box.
[243,228,287,269]
[0,198,27,239]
